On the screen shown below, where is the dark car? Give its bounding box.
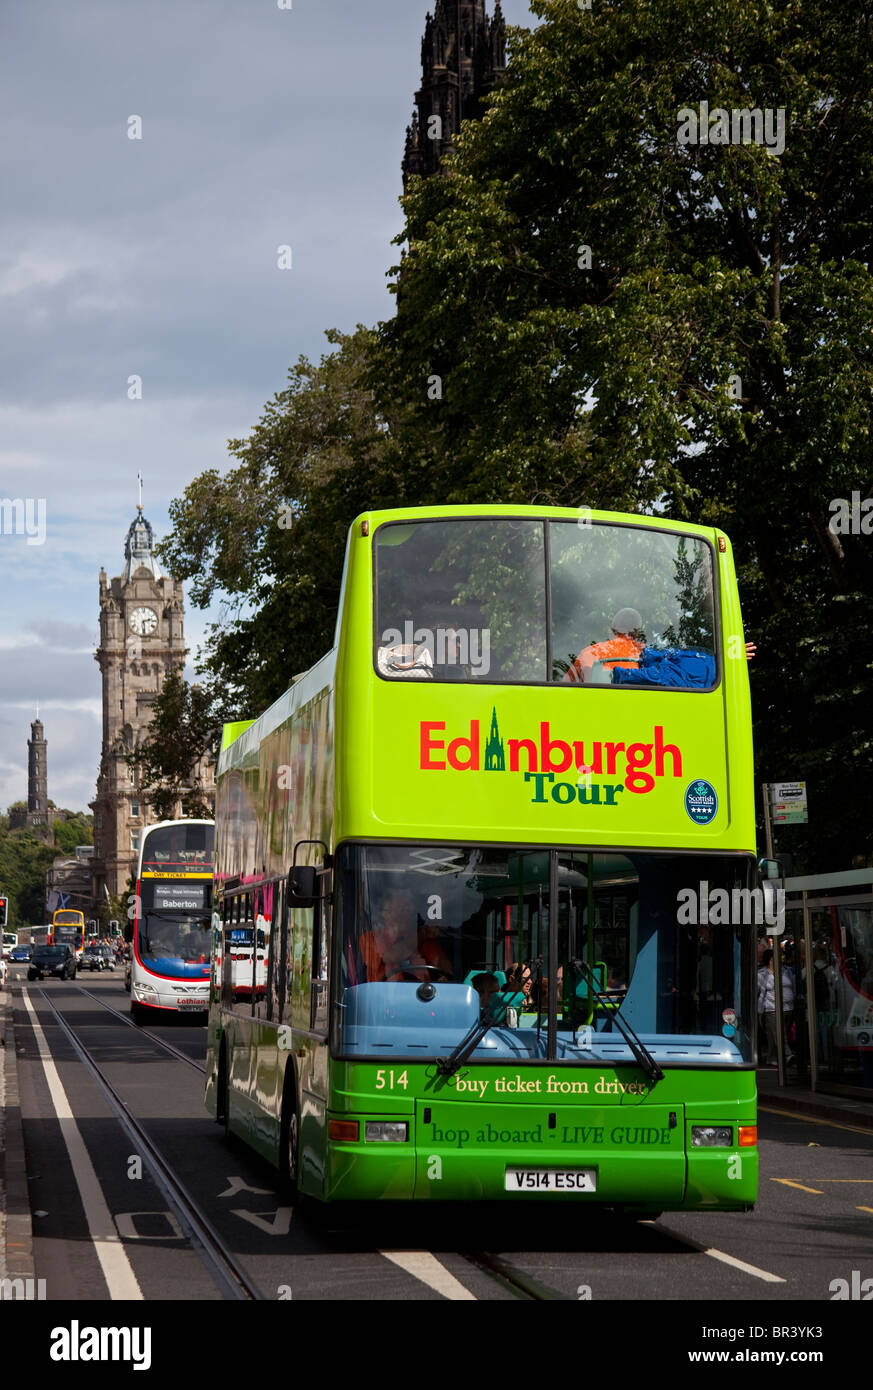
[10,945,32,963]
[28,945,77,981]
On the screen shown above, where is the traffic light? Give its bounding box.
[0,897,7,928]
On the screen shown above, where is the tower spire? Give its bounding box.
[137,470,143,513]
[403,1,506,190]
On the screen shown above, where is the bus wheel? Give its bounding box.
[279,1084,299,1197]
[130,1002,145,1026]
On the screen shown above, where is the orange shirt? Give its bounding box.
[567,634,643,685]
[359,931,387,982]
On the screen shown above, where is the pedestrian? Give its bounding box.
[757,947,795,1065]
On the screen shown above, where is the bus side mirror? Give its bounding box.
[287,840,332,909]
[757,858,781,880]
[288,865,319,908]
[124,923,133,943]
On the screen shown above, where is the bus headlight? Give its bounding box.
[691,1126,733,1147]
[134,982,157,1000]
[365,1122,409,1142]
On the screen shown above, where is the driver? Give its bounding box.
[359,890,430,982]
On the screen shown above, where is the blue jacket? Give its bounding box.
[612,646,716,689]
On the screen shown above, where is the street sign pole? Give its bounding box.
[762,782,774,859]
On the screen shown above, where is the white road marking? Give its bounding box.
[379,1250,477,1300]
[645,1220,786,1283]
[702,1247,786,1282]
[218,1175,273,1198]
[232,1206,294,1236]
[21,989,144,1300]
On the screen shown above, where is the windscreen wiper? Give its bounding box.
[572,959,664,1085]
[436,962,539,1077]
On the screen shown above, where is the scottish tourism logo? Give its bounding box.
[685,779,718,825]
[420,707,684,807]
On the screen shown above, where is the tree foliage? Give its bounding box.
[127,669,218,822]
[0,810,93,928]
[159,0,873,868]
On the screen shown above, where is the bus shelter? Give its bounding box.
[766,869,873,1097]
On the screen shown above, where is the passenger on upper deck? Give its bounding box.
[563,608,645,686]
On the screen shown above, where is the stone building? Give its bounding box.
[90,502,215,905]
[402,0,506,188]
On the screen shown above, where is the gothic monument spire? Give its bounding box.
[403,1,506,189]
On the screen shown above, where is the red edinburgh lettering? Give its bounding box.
[420,721,446,770]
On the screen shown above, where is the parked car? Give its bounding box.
[28,945,77,981]
[9,945,33,963]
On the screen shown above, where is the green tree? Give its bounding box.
[127,669,218,821]
[160,0,873,866]
[53,813,94,856]
[0,809,94,927]
[381,0,873,867]
[159,326,409,712]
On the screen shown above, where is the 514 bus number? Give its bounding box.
[374,1069,409,1090]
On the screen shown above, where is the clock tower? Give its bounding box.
[90,498,212,906]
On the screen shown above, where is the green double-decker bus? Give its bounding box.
[206,506,759,1210]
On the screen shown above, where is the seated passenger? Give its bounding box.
[564,608,645,685]
[471,972,500,1011]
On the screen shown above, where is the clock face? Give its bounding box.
[129,606,158,636]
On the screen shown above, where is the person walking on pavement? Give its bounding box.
[757,947,795,1065]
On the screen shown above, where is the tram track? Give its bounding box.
[76,982,207,1074]
[35,986,261,1301]
[462,1249,569,1300]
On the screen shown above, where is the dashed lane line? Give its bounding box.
[770,1179,824,1194]
[379,1250,477,1300]
[21,989,144,1300]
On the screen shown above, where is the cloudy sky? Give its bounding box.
[0,0,533,815]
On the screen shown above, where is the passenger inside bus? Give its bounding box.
[563,607,645,685]
[471,971,500,1010]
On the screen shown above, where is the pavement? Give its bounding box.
[1,978,872,1289]
[0,985,36,1288]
